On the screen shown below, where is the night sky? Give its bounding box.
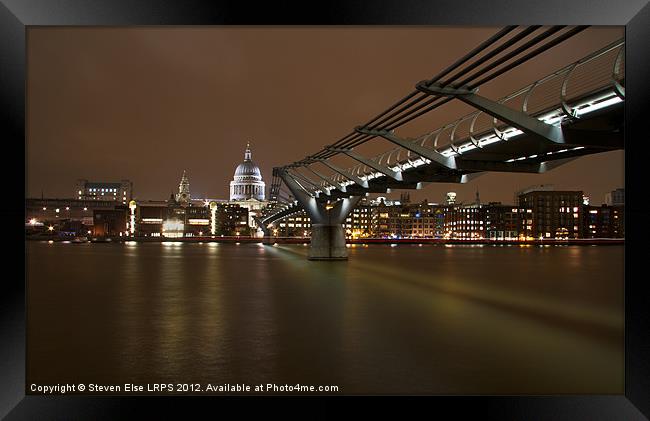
[27,26,624,205]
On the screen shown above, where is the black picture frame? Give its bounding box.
[3,0,649,418]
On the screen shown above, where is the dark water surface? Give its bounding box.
[27,241,624,394]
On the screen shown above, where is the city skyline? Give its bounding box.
[19,19,632,402]
[27,26,623,205]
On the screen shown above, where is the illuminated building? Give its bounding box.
[130,200,247,237]
[93,207,128,237]
[582,204,624,238]
[344,198,372,238]
[371,199,446,238]
[26,198,116,235]
[484,202,519,240]
[277,210,312,237]
[184,205,210,236]
[162,219,184,238]
[441,189,488,240]
[371,199,405,238]
[406,203,446,238]
[75,179,132,204]
[444,204,485,239]
[517,188,583,239]
[211,203,249,236]
[136,200,167,237]
[605,188,625,206]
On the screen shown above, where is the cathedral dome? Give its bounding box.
[234,160,262,178]
[230,142,266,201]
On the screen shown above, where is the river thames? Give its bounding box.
[26,241,623,394]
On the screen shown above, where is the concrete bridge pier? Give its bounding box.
[278,171,362,260]
[308,224,348,260]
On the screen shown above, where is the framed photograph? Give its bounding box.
[3,0,649,418]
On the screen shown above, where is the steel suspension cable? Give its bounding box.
[296,26,588,168]
[324,26,552,153]
[312,26,520,158]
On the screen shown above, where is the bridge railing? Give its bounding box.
[325,39,624,185]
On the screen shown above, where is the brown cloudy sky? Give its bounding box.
[27,26,624,205]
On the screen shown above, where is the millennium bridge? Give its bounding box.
[255,26,624,260]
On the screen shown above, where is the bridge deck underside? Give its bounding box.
[318,103,623,203]
[465,105,622,160]
[262,87,624,227]
[262,101,622,226]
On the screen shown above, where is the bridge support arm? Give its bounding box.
[328,148,403,181]
[416,82,565,144]
[327,195,363,224]
[460,173,485,183]
[252,216,271,236]
[303,165,346,193]
[317,159,369,188]
[287,169,329,196]
[277,170,327,223]
[355,127,456,169]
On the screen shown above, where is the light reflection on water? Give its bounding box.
[27,242,623,394]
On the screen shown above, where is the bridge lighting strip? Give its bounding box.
[434,90,621,160]
[505,146,586,163]
[575,95,622,117]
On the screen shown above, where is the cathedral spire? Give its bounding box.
[244,142,252,161]
[176,170,191,205]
